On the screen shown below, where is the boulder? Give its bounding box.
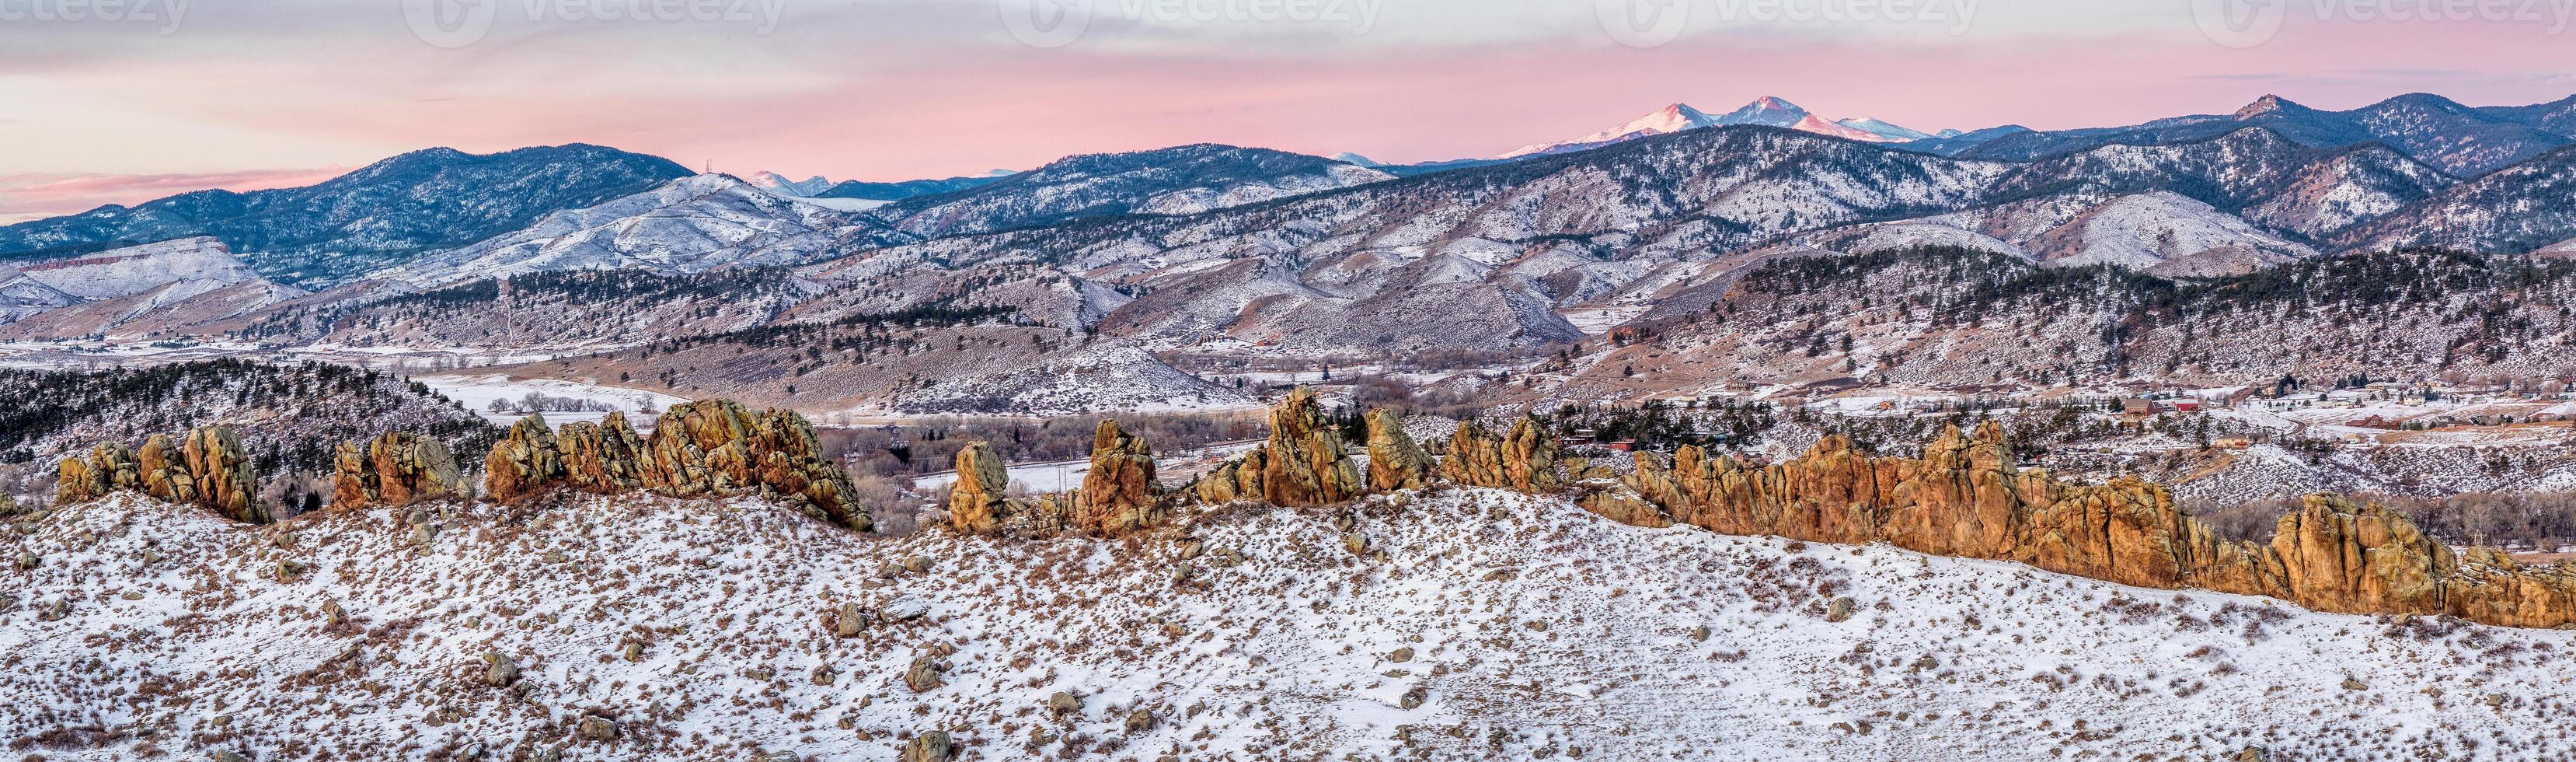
[903,654,942,692]
[900,731,952,762]
[1257,387,1363,506]
[1364,408,1434,493]
[1072,421,1161,537]
[946,442,1010,535]
[334,432,471,511]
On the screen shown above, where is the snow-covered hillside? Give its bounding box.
[0,236,262,302]
[9,488,2574,760]
[0,237,304,334]
[378,174,870,288]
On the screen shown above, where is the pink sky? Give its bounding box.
[3,1,2572,222]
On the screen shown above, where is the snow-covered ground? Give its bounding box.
[12,488,2576,760]
[909,440,1269,494]
[413,372,693,425]
[1559,306,1651,335]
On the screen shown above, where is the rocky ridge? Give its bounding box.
[54,426,269,524]
[333,432,473,511]
[485,404,868,530]
[1598,421,2576,628]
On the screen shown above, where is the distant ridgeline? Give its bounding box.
[26,386,2576,631]
[229,267,814,344]
[0,359,497,475]
[1692,246,2576,382]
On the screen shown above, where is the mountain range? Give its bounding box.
[5,91,2576,412]
[1497,97,1967,158]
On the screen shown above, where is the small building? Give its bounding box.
[2173,400,2201,413]
[1607,441,1638,453]
[2121,398,2155,416]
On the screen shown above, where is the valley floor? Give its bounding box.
[9,489,2575,760]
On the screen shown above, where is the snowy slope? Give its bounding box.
[9,488,2576,760]
[1503,99,1931,159]
[377,174,872,288]
[1500,103,1723,158]
[0,236,261,301]
[2030,191,2316,276]
[744,172,835,197]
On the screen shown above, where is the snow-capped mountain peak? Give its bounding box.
[1502,97,1936,157]
[1713,96,1811,128]
[1330,152,1382,167]
[1836,116,1937,142]
[2234,94,2317,120]
[743,171,835,197]
[1497,103,1718,158]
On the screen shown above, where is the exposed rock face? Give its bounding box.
[184,427,269,524]
[1441,418,1561,495]
[1073,421,1162,537]
[1364,408,1434,493]
[558,412,647,494]
[484,414,567,504]
[136,435,199,505]
[1259,388,1363,506]
[640,400,870,530]
[1598,421,2576,629]
[488,412,653,504]
[56,442,138,505]
[1193,447,1265,505]
[333,432,472,510]
[56,427,267,523]
[946,441,1011,535]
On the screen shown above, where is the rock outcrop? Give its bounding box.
[483,414,567,504]
[946,441,1011,535]
[1258,388,1362,506]
[639,400,869,530]
[1595,421,2576,629]
[1364,408,1434,493]
[487,412,653,503]
[1072,421,1162,537]
[559,412,649,494]
[55,426,267,523]
[1192,388,1362,506]
[1441,418,1560,495]
[1193,448,1265,505]
[479,402,871,530]
[57,442,138,505]
[333,432,472,510]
